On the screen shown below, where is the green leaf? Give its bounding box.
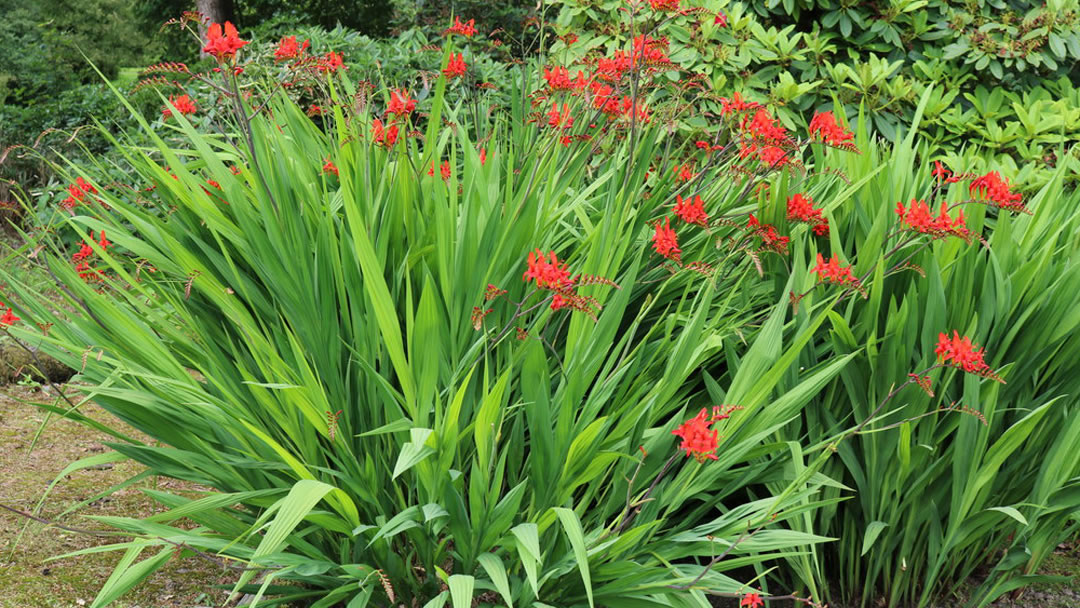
[553,508,593,608]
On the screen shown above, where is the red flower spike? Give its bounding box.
[648,0,680,11]
[935,331,1003,381]
[932,160,951,183]
[896,199,970,241]
[0,307,19,327]
[808,111,855,147]
[786,193,829,235]
[547,102,574,129]
[484,284,506,301]
[674,194,708,226]
[969,171,1026,212]
[162,94,197,120]
[323,158,339,176]
[523,249,572,290]
[651,218,681,263]
[714,11,728,27]
[387,89,417,119]
[317,51,345,73]
[740,593,764,608]
[371,119,399,148]
[811,253,857,286]
[543,66,588,91]
[443,52,467,78]
[671,408,720,462]
[274,35,310,61]
[672,163,694,183]
[445,16,477,37]
[202,21,249,63]
[747,215,790,255]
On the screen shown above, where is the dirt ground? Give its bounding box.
[0,384,235,608]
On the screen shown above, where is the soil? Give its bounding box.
[0,384,235,608]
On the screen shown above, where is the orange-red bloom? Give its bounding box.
[970,170,1024,211]
[747,214,790,254]
[428,160,452,180]
[371,119,399,148]
[895,199,969,240]
[274,35,310,61]
[543,66,588,91]
[652,218,681,263]
[443,52,467,78]
[162,94,197,119]
[387,89,417,119]
[786,193,829,236]
[808,111,854,147]
[445,16,477,37]
[317,51,345,72]
[648,0,680,11]
[672,163,694,183]
[546,102,574,129]
[672,408,722,461]
[674,194,708,226]
[811,253,856,286]
[323,158,339,176]
[935,331,1000,380]
[0,307,18,327]
[523,249,572,289]
[202,21,248,63]
[61,177,97,210]
[740,593,764,608]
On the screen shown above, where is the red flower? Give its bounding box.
[443,52,467,78]
[747,215,790,254]
[674,194,708,226]
[523,249,572,290]
[547,102,574,129]
[445,16,478,37]
[740,593,764,608]
[0,307,18,327]
[323,158,339,176]
[895,199,969,240]
[316,51,345,73]
[387,89,417,119]
[371,119,400,148]
[648,0,680,11]
[543,66,588,91]
[550,293,569,311]
[202,21,249,63]
[162,94,197,119]
[274,35,310,61]
[811,253,856,285]
[786,193,829,236]
[808,111,854,147]
[61,177,97,209]
[671,408,721,462]
[935,331,1000,380]
[714,11,728,27]
[429,160,452,180]
[478,148,487,165]
[720,92,757,117]
[652,218,681,263]
[672,163,694,183]
[931,160,952,183]
[969,171,1024,211]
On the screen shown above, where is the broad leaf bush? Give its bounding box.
[2,6,1079,608]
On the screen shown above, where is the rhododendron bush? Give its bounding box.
[3,6,1080,608]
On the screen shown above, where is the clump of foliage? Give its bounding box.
[2,4,1080,608]
[551,0,1080,189]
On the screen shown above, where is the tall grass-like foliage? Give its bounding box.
[0,13,863,608]
[768,109,1080,607]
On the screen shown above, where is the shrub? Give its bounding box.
[2,16,856,608]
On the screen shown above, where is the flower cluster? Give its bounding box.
[519,249,618,318]
[162,94,197,120]
[935,331,1002,381]
[970,171,1026,212]
[811,253,864,296]
[316,51,345,73]
[371,119,399,148]
[808,111,856,150]
[747,215,790,255]
[673,194,708,226]
[274,35,310,61]
[671,406,739,462]
[895,199,970,241]
[652,218,681,263]
[786,193,829,236]
[428,160,452,180]
[443,53,467,78]
[444,16,478,37]
[202,21,248,63]
[61,177,97,210]
[0,297,18,327]
[72,230,111,283]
